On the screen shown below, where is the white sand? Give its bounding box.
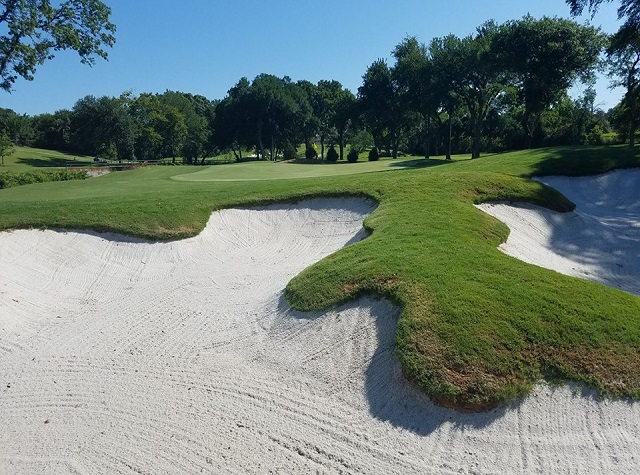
[1,197,638,474]
[476,168,640,296]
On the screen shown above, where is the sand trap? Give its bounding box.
[1,197,638,474]
[476,168,640,296]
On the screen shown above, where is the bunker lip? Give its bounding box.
[476,168,640,297]
[1,196,639,474]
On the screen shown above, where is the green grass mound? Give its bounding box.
[1,145,639,409]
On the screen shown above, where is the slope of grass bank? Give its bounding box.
[1,146,93,172]
[1,145,639,409]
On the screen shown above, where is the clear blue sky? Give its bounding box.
[0,0,624,116]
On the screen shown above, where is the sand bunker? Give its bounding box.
[1,197,638,474]
[477,168,640,296]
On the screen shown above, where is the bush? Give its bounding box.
[347,148,359,163]
[283,143,298,161]
[305,144,318,160]
[586,125,605,146]
[326,145,338,162]
[368,147,380,162]
[0,169,88,189]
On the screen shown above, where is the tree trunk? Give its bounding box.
[446,112,452,161]
[424,116,430,159]
[392,129,399,159]
[320,134,325,161]
[257,122,265,160]
[471,115,481,159]
[629,90,636,148]
[339,130,345,160]
[270,134,275,161]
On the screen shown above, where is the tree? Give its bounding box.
[430,25,505,159]
[495,16,604,148]
[607,22,640,146]
[332,88,356,160]
[429,36,463,160]
[0,0,115,91]
[211,77,254,161]
[158,91,210,164]
[71,94,135,160]
[0,131,14,166]
[359,59,406,159]
[392,36,439,158]
[567,0,640,26]
[0,107,33,145]
[32,109,72,150]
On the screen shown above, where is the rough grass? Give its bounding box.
[1,144,639,409]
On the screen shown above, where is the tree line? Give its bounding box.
[2,14,639,163]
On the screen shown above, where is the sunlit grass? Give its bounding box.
[0,146,93,172]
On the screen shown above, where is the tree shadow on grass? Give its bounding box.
[387,158,458,170]
[16,157,92,168]
[530,145,640,177]
[277,294,514,436]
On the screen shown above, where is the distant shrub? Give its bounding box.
[586,125,605,146]
[283,143,298,161]
[326,145,338,162]
[305,144,318,160]
[368,147,379,162]
[347,148,359,163]
[0,169,88,189]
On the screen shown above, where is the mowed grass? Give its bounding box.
[1,145,639,409]
[0,146,93,172]
[171,154,461,181]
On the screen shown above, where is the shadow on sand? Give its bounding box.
[277,294,518,436]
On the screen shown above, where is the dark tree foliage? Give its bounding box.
[0,0,116,91]
[305,144,317,160]
[495,16,604,148]
[607,22,640,146]
[346,148,359,162]
[359,59,407,159]
[567,0,640,26]
[326,145,338,162]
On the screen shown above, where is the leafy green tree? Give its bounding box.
[495,16,604,148]
[392,36,441,158]
[332,89,356,160]
[158,91,210,164]
[71,94,135,160]
[0,131,14,165]
[359,59,406,158]
[607,22,640,146]
[32,110,72,150]
[567,0,640,26]
[305,143,317,160]
[349,128,373,154]
[432,23,505,159]
[211,77,254,160]
[429,37,465,159]
[0,107,33,145]
[248,75,311,160]
[0,0,115,91]
[313,80,347,160]
[157,106,187,163]
[326,144,338,162]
